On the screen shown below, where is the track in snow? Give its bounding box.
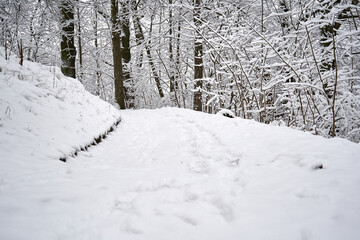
[62,109,244,239]
[1,108,360,240]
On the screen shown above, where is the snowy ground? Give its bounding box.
[1,54,360,240]
[1,108,360,240]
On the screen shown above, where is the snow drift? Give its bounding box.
[0,52,121,165]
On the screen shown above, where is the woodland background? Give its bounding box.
[1,0,359,142]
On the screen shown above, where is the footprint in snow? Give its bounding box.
[211,198,235,222]
[122,220,143,235]
[177,214,198,226]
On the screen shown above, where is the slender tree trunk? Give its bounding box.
[120,0,134,108]
[259,0,264,122]
[175,3,185,108]
[175,7,182,106]
[145,43,165,98]
[28,0,40,61]
[331,32,338,137]
[93,2,102,97]
[111,0,126,108]
[3,19,8,60]
[193,0,203,111]
[77,6,83,80]
[19,38,23,66]
[4,37,7,60]
[60,0,76,78]
[169,0,175,94]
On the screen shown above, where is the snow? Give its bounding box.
[216,108,235,118]
[0,53,120,164]
[1,55,360,240]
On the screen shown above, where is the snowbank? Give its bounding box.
[0,52,121,166]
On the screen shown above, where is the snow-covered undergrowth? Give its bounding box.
[0,52,120,165]
[0,54,360,240]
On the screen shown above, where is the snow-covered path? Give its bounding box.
[1,108,360,240]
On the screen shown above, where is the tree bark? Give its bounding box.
[60,0,76,78]
[111,0,126,109]
[169,0,175,94]
[19,38,23,66]
[120,0,134,108]
[77,6,83,80]
[93,1,103,98]
[193,0,203,111]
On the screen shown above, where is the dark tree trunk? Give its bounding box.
[19,38,23,66]
[120,1,131,64]
[60,0,76,78]
[111,0,126,109]
[169,0,175,94]
[193,0,203,111]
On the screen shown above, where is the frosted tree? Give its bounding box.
[193,0,203,111]
[1,0,358,142]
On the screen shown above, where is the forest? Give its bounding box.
[1,1,360,238]
[1,0,359,142]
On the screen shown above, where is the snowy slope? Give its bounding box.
[0,52,120,169]
[1,55,360,240]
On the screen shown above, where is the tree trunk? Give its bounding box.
[19,38,23,66]
[120,0,134,108]
[169,0,175,94]
[193,0,203,111]
[60,0,76,78]
[111,0,126,109]
[175,3,183,107]
[93,2,103,98]
[77,6,83,80]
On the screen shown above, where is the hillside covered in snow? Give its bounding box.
[0,53,121,162]
[1,54,360,240]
